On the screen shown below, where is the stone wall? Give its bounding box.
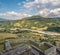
[44,46,56,55]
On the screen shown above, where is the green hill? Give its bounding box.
[0,16,60,32]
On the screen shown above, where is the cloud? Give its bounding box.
[48,8,60,17]
[38,8,50,17]
[50,8,60,14]
[0,11,32,20]
[24,0,41,9]
[23,0,45,14]
[24,0,60,9]
[38,8,60,18]
[23,0,60,17]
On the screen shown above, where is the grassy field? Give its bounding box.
[11,42,32,47]
[0,33,18,39]
[0,44,4,51]
[0,33,19,51]
[0,33,19,42]
[0,32,40,42]
[39,45,50,51]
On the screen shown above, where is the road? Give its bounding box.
[20,29,60,35]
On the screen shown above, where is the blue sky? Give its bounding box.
[0,0,60,20]
[0,0,30,12]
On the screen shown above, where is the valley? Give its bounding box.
[0,16,60,52]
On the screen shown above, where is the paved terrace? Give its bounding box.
[0,45,31,55]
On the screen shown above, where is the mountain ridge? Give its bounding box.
[0,18,9,21]
[0,16,60,21]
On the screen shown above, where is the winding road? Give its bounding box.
[20,29,60,35]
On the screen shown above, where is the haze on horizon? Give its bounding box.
[0,0,60,20]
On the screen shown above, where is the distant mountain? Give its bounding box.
[23,16,60,21]
[0,18,9,21]
[1,16,60,21]
[47,17,60,20]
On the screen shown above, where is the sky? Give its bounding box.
[0,0,60,20]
